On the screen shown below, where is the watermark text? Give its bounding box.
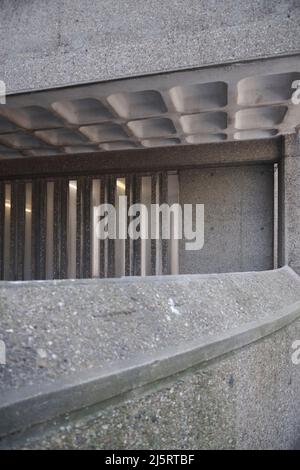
[0,340,6,365]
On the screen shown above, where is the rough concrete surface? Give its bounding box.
[3,314,300,450]
[0,267,299,394]
[1,267,300,448]
[280,132,300,275]
[1,1,300,93]
[179,165,274,274]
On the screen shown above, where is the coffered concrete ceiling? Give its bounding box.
[0,55,299,160]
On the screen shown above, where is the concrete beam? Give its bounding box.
[0,139,281,180]
[0,1,299,93]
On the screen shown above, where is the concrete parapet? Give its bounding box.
[0,267,300,448]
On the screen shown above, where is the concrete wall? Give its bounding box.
[16,322,300,450]
[279,133,300,275]
[179,165,274,274]
[1,1,300,93]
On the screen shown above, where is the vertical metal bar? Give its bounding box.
[60,178,68,279]
[76,178,83,278]
[3,184,11,280]
[31,181,39,280]
[24,183,32,280]
[0,182,4,280]
[273,163,278,269]
[159,172,169,275]
[68,180,77,278]
[125,175,133,276]
[133,174,141,276]
[46,181,54,280]
[40,180,47,280]
[9,182,17,280]
[16,181,25,281]
[140,175,150,276]
[277,159,285,268]
[99,177,106,278]
[82,177,91,278]
[107,175,116,278]
[53,178,68,279]
[10,181,25,280]
[32,180,46,280]
[91,179,100,277]
[115,177,126,277]
[53,179,61,279]
[168,173,179,275]
[150,174,157,276]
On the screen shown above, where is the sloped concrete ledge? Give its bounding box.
[1,267,300,448]
[1,268,300,447]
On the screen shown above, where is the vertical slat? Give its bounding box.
[76,177,91,279]
[3,184,11,280]
[151,174,157,276]
[159,172,169,275]
[168,173,180,275]
[31,181,38,279]
[60,178,68,279]
[53,179,61,279]
[24,183,32,280]
[0,183,4,279]
[67,180,77,278]
[91,179,101,277]
[115,177,126,277]
[32,180,47,280]
[9,182,17,280]
[16,182,25,280]
[37,180,47,279]
[277,161,285,268]
[10,181,25,280]
[133,174,141,276]
[53,178,68,279]
[76,178,83,278]
[45,181,54,279]
[82,177,91,278]
[125,175,133,276]
[99,177,106,278]
[107,175,116,278]
[40,180,47,280]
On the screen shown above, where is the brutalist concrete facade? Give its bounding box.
[1,0,300,93]
[0,0,300,450]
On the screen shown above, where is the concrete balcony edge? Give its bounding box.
[1,274,300,441]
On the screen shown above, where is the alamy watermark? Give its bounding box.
[291,340,300,365]
[292,80,300,105]
[0,340,6,365]
[94,199,205,251]
[0,80,6,105]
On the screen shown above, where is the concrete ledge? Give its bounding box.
[1,295,300,440]
[1,267,300,448]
